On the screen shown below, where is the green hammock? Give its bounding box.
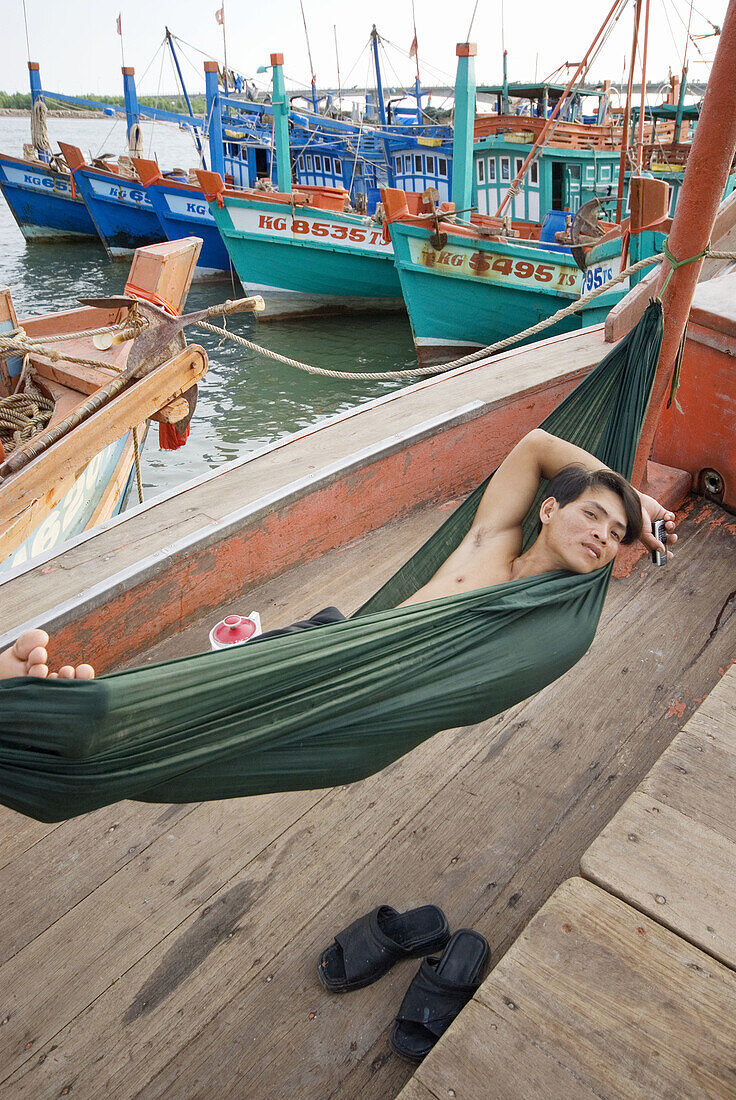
[0,302,664,822]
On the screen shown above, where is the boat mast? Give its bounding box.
[299,0,319,113]
[615,0,643,222]
[121,66,142,156]
[204,61,225,177]
[270,53,292,194]
[632,0,736,486]
[370,26,395,187]
[452,43,477,213]
[164,30,207,166]
[635,0,651,171]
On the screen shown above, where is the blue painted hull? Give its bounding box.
[145,180,233,275]
[71,166,166,256]
[0,154,98,241]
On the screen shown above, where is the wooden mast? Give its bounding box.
[632,0,736,487]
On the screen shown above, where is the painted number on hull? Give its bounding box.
[475,257,555,282]
[582,262,616,293]
[257,214,384,246]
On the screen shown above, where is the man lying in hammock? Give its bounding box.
[0,429,675,677]
[400,427,676,606]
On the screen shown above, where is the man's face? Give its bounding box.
[540,486,629,573]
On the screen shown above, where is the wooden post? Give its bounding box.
[632,0,736,489]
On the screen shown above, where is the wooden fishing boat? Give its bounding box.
[57,142,167,258]
[0,12,733,1095]
[0,237,209,571]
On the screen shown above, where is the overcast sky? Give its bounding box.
[6,0,726,98]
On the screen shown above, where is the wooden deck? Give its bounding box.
[399,666,736,1100]
[0,495,734,1098]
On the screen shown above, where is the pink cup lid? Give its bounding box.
[211,614,257,645]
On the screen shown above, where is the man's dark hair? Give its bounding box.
[544,464,642,544]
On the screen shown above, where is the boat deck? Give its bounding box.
[0,494,734,1098]
[399,666,736,1099]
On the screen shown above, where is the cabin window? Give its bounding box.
[477,158,485,184]
[438,157,447,176]
[324,156,332,172]
[415,155,422,172]
[426,155,435,173]
[501,157,510,181]
[488,157,496,181]
[395,156,402,172]
[404,154,411,171]
[306,155,313,170]
[516,158,524,176]
[334,159,341,174]
[314,154,322,171]
[600,165,611,181]
[530,161,538,184]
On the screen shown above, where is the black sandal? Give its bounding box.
[390,929,490,1061]
[318,904,450,994]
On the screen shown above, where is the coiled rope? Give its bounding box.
[0,379,55,454]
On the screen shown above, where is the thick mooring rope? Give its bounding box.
[196,245,736,381]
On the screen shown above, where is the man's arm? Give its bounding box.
[473,429,676,556]
[471,429,606,535]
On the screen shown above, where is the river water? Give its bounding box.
[0,116,416,501]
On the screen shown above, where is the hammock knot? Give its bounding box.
[659,237,712,295]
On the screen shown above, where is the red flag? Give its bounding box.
[116,13,122,35]
[215,6,224,24]
[409,34,418,59]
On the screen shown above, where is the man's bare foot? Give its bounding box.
[0,629,95,681]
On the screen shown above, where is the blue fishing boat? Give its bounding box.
[58,140,166,257]
[131,158,233,278]
[0,63,97,242]
[0,150,97,242]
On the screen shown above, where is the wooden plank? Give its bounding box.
[0,789,327,1080]
[0,814,58,872]
[641,719,736,840]
[398,998,603,1100]
[581,665,736,968]
[463,878,736,1099]
[0,800,196,965]
[0,501,733,1100]
[582,793,736,970]
[470,875,734,1100]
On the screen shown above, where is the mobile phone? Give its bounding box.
[651,519,668,566]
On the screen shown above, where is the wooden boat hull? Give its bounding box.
[143,179,233,277]
[0,428,140,573]
[0,153,98,241]
[389,220,626,364]
[210,194,403,317]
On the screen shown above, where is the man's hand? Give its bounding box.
[637,493,677,559]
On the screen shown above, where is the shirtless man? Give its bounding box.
[401,428,676,606]
[0,430,675,674]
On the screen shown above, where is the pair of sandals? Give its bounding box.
[318,903,490,1062]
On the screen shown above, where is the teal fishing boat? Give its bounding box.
[199,53,404,319]
[385,7,676,365]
